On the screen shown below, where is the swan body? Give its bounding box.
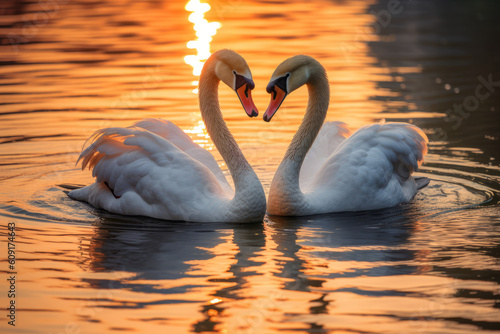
[263,55,428,216]
[69,50,266,223]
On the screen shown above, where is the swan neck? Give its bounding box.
[283,69,330,179]
[198,70,259,197]
[268,68,329,215]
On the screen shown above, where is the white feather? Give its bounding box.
[300,121,351,189]
[69,120,233,222]
[304,122,428,212]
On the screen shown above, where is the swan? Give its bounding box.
[263,55,429,216]
[69,49,266,223]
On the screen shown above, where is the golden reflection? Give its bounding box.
[210,298,223,304]
[184,0,221,94]
[183,120,212,149]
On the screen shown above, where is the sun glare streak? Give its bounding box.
[184,0,221,94]
[210,298,223,304]
[184,120,212,149]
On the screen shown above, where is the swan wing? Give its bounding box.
[69,126,232,221]
[307,122,428,211]
[300,121,351,187]
[132,118,231,191]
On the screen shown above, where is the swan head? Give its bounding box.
[263,55,323,122]
[210,49,258,117]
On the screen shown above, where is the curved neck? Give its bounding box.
[272,68,330,201]
[198,67,259,200]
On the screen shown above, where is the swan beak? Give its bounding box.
[263,85,287,122]
[236,83,259,117]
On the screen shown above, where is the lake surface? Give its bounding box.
[1,0,499,333]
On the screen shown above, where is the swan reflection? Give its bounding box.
[79,205,423,332]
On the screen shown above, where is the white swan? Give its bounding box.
[263,55,429,216]
[69,49,266,223]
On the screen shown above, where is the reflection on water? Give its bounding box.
[0,0,499,333]
[184,0,221,93]
[184,120,212,150]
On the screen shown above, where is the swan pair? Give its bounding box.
[69,49,428,223]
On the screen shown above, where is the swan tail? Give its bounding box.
[77,120,191,170]
[415,177,430,190]
[373,123,428,181]
[75,126,179,196]
[78,127,134,170]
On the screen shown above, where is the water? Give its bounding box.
[1,0,499,333]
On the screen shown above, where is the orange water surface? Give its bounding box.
[0,0,500,333]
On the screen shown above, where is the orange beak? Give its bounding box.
[236,83,258,117]
[263,85,287,122]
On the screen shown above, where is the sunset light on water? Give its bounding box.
[184,0,221,93]
[0,0,499,333]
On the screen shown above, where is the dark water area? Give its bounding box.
[369,0,500,162]
[0,0,499,333]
